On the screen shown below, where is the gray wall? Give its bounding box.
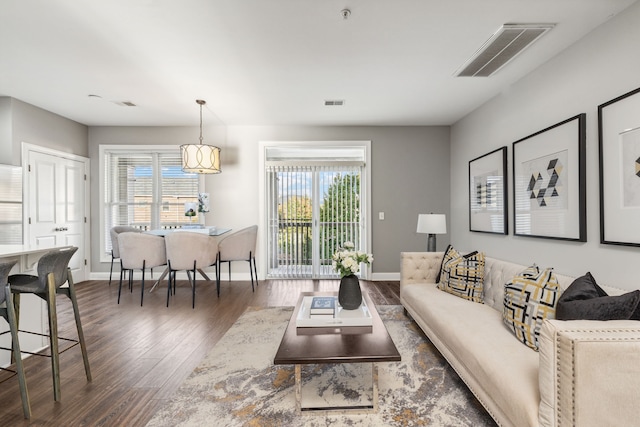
[0,98,11,164]
[450,2,640,290]
[89,125,450,276]
[0,97,88,165]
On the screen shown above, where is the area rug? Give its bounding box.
[146,306,496,427]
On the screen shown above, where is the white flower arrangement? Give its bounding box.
[331,241,374,278]
[198,192,210,213]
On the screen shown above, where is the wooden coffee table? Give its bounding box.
[273,291,401,414]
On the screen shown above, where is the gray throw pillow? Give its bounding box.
[556,272,640,321]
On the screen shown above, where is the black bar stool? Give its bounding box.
[0,260,30,418]
[9,247,91,401]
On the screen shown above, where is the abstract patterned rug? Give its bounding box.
[147,306,496,427]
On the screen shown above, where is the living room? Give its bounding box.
[2,1,640,425]
[1,1,638,287]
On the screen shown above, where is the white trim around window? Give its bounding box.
[98,145,204,263]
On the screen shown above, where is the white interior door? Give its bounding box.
[25,146,89,281]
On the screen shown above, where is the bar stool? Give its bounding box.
[9,247,91,402]
[0,260,31,418]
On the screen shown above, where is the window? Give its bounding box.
[100,146,202,259]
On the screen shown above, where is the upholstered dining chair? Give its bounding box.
[117,232,166,306]
[9,247,91,402]
[164,232,218,308]
[0,260,30,418]
[109,225,141,285]
[217,225,258,296]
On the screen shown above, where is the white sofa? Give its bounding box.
[400,251,640,427]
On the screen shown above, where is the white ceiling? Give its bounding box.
[0,0,636,127]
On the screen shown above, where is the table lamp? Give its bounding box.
[416,213,447,252]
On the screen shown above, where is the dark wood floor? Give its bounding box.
[0,276,400,426]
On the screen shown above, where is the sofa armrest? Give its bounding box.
[400,252,443,287]
[538,319,640,427]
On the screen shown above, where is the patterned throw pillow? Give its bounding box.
[503,266,561,351]
[435,244,460,284]
[437,250,486,303]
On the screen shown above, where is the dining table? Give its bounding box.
[145,226,231,292]
[145,226,231,238]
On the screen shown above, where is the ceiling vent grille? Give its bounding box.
[324,100,345,106]
[456,24,555,77]
[113,100,137,107]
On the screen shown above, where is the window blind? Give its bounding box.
[266,164,362,279]
[103,150,199,256]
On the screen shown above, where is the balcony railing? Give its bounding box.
[270,219,360,278]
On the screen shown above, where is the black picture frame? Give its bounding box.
[468,146,508,234]
[598,87,640,247]
[512,114,586,241]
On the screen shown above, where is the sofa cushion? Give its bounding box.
[503,266,561,351]
[402,282,540,427]
[437,250,485,303]
[556,272,640,321]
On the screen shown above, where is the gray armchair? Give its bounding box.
[117,232,166,306]
[217,225,258,296]
[165,231,218,308]
[109,225,140,285]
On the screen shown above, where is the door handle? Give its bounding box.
[54,227,69,232]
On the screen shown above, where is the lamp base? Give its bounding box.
[427,234,437,252]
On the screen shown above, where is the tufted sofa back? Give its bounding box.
[401,251,623,313]
[483,257,575,312]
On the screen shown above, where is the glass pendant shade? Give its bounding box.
[180,143,221,174]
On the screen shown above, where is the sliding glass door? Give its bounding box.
[263,144,369,279]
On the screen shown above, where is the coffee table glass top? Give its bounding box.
[273,292,401,365]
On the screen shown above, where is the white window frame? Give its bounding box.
[98,145,204,263]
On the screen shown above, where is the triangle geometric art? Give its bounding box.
[527,158,564,207]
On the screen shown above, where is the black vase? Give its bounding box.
[338,274,362,310]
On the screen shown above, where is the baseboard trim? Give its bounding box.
[89,270,399,281]
[371,272,400,281]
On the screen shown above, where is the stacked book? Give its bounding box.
[309,296,336,318]
[295,295,373,328]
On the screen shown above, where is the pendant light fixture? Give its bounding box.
[180,99,221,174]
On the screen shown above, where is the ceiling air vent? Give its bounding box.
[456,23,555,77]
[324,100,345,106]
[113,100,137,107]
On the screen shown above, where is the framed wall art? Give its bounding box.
[512,113,586,241]
[469,146,508,234]
[598,87,640,246]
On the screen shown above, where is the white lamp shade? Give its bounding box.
[181,144,221,174]
[416,214,447,234]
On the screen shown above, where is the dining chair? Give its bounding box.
[165,232,218,308]
[109,225,141,285]
[0,260,30,418]
[217,225,258,296]
[9,247,91,402]
[117,232,166,306]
